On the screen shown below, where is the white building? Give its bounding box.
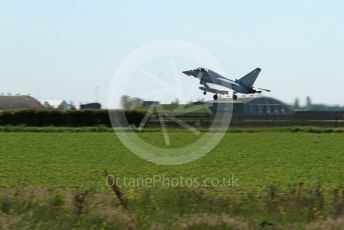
[40,100,73,110]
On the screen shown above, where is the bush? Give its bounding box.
[49,194,65,207]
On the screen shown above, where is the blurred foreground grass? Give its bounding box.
[1,128,344,229]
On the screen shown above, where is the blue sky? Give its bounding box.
[1,0,343,107]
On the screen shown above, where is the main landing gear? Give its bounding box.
[211,93,236,101]
[233,93,238,101]
[202,91,217,100]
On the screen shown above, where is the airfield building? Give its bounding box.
[80,102,102,110]
[208,96,293,114]
[0,96,43,110]
[143,101,160,106]
[40,100,74,110]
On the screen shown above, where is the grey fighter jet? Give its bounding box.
[182,67,270,100]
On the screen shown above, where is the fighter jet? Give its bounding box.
[182,67,270,100]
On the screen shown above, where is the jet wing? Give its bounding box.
[208,70,233,82]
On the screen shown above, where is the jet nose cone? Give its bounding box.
[182,70,193,76]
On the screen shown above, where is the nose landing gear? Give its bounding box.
[203,91,207,95]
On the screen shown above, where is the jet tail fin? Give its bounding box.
[237,68,261,88]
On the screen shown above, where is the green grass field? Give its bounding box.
[1,129,344,190]
[1,128,344,229]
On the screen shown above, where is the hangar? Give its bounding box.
[0,96,43,110]
[208,96,293,114]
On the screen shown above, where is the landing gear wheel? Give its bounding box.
[233,94,238,100]
[203,91,206,95]
[213,94,218,100]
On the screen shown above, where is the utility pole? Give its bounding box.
[95,87,99,103]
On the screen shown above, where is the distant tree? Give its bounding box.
[69,101,76,110]
[120,95,143,109]
[128,97,143,108]
[171,98,180,105]
[120,95,130,109]
[306,96,312,107]
[293,97,300,109]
